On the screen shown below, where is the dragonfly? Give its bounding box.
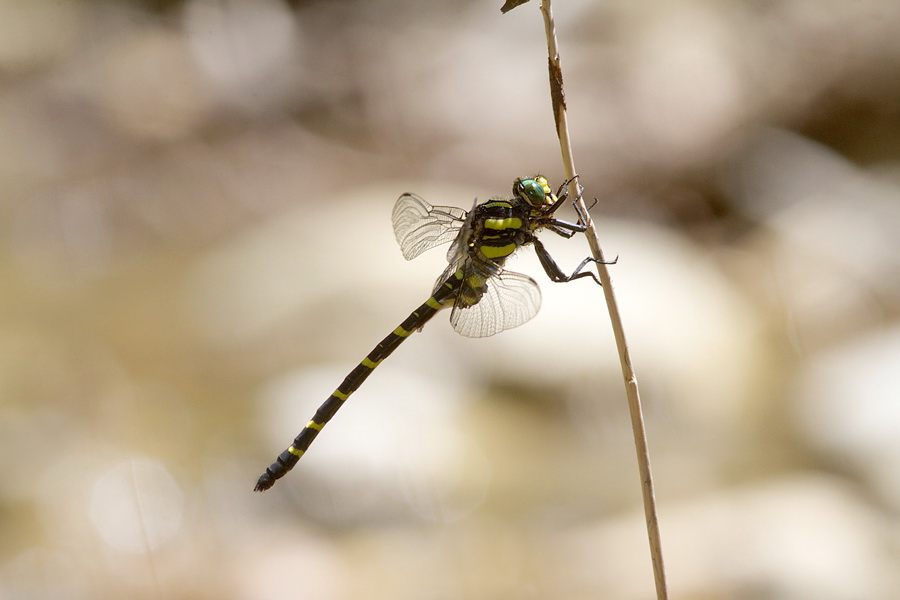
[255,175,604,491]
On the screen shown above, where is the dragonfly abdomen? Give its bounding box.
[254,269,464,491]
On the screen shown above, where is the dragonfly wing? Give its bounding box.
[393,193,467,261]
[449,265,541,338]
[431,258,462,296]
[445,199,478,264]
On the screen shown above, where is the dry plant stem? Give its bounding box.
[539,2,669,599]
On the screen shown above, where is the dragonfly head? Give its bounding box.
[513,175,556,210]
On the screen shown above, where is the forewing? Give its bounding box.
[392,193,467,261]
[450,267,541,338]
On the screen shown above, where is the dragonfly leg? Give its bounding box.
[553,174,580,203]
[533,238,616,286]
[546,180,597,239]
[572,197,598,228]
[545,174,580,213]
[547,218,586,238]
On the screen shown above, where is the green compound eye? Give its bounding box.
[516,178,547,206]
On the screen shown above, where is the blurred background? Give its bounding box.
[1,0,899,598]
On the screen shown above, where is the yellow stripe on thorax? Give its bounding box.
[482,200,512,210]
[484,217,522,230]
[480,243,516,259]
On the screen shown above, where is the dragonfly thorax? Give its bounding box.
[469,197,536,264]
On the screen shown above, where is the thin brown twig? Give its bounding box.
[537,1,669,598]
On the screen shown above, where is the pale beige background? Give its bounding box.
[1,1,898,599]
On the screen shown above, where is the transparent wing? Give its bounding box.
[432,257,463,297]
[449,265,541,338]
[392,193,467,261]
[444,199,478,264]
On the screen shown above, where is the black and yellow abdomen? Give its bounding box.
[254,268,465,491]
